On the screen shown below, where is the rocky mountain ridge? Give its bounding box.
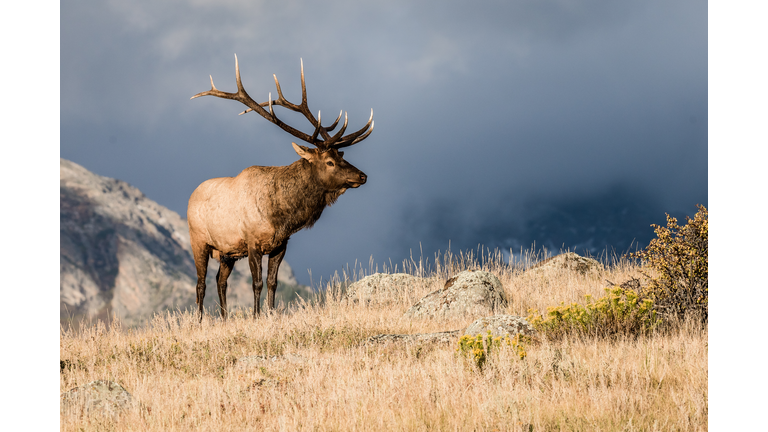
[60,158,307,327]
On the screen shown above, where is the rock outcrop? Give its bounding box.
[345,273,431,305]
[525,252,604,277]
[463,315,537,339]
[60,380,139,419]
[365,330,462,345]
[60,158,307,327]
[404,270,508,319]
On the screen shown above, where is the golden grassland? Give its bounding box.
[60,250,707,431]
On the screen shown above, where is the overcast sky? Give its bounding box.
[60,0,707,286]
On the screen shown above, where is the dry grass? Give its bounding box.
[60,249,707,431]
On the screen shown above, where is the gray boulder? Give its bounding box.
[526,252,604,277]
[60,380,138,419]
[404,270,508,319]
[463,315,537,339]
[345,273,425,304]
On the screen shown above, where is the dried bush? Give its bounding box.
[629,204,708,323]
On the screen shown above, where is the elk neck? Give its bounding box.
[266,159,345,240]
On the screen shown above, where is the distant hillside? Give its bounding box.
[60,158,311,327]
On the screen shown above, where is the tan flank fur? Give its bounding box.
[187,55,374,321]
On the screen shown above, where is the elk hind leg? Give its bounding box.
[216,256,236,321]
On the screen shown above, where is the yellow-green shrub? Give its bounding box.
[457,331,528,370]
[527,287,660,339]
[629,204,708,323]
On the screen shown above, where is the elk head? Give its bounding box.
[291,143,367,192]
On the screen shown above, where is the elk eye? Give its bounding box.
[326,161,335,167]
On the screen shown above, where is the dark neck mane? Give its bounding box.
[267,160,344,240]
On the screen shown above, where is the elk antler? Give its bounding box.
[191,54,374,150]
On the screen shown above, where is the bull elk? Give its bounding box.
[188,55,373,321]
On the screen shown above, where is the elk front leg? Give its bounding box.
[216,256,236,321]
[248,246,264,318]
[192,243,211,323]
[266,240,288,311]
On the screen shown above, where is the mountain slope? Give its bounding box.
[60,158,309,327]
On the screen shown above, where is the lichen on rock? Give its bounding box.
[463,315,537,339]
[525,252,604,277]
[404,270,508,319]
[345,273,429,305]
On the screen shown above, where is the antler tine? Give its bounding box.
[331,109,374,148]
[271,61,308,112]
[235,54,245,93]
[308,110,344,144]
[310,110,323,141]
[272,74,285,105]
[324,112,350,147]
[300,58,308,109]
[190,74,225,100]
[325,110,343,132]
[270,70,326,145]
[334,119,374,149]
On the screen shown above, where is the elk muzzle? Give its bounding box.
[346,171,367,188]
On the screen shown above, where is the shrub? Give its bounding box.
[457,331,528,370]
[527,286,660,339]
[629,204,708,323]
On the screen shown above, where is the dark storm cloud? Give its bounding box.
[397,184,688,263]
[61,0,707,285]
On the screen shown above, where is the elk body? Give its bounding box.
[188,55,373,321]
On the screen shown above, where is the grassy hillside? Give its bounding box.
[60,249,707,431]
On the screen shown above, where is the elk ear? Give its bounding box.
[292,142,314,161]
[337,151,344,158]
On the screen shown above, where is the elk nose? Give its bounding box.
[359,173,367,184]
